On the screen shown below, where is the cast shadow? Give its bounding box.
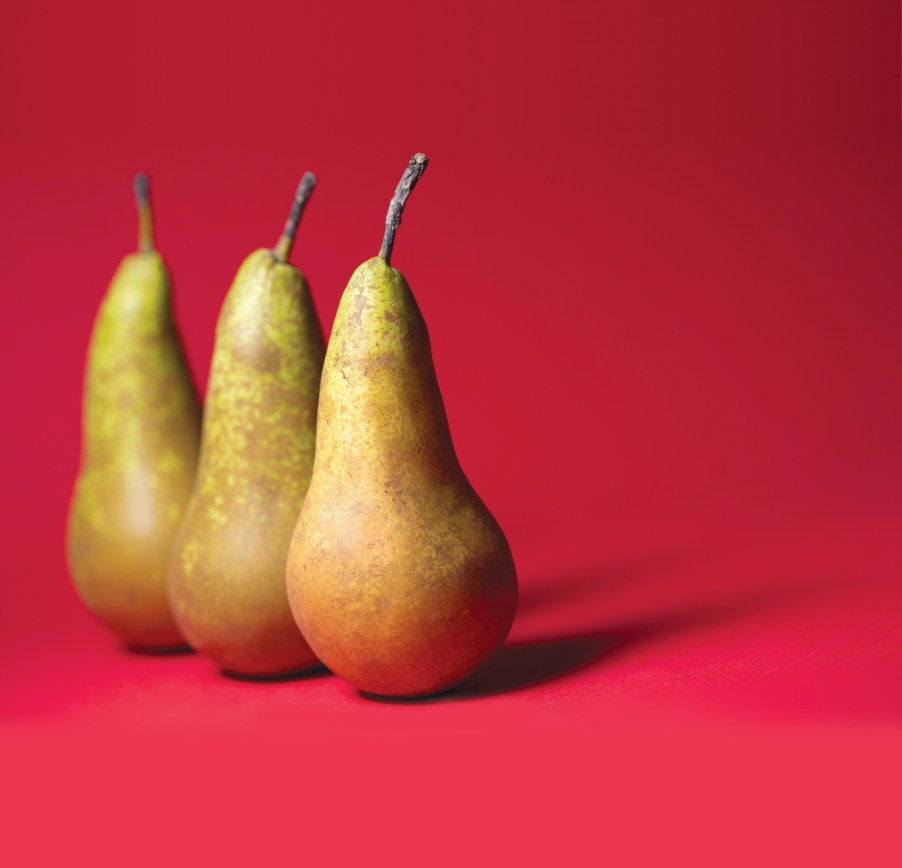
[363,578,814,705]
[362,633,621,705]
[461,633,623,697]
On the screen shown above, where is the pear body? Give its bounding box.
[168,249,324,675]
[286,257,517,697]
[67,252,201,648]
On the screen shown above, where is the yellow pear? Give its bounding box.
[168,174,325,676]
[287,155,518,697]
[67,174,201,648]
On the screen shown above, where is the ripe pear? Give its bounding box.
[168,174,325,676]
[286,154,518,697]
[67,174,201,649]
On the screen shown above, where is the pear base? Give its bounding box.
[359,685,456,702]
[221,662,327,683]
[127,643,194,656]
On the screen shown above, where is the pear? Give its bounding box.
[67,174,201,649]
[168,174,325,676]
[286,155,518,697]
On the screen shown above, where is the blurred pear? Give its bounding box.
[67,174,201,648]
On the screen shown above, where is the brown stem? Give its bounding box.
[274,172,317,262]
[134,173,154,253]
[379,153,428,266]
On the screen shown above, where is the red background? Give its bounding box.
[2,0,902,862]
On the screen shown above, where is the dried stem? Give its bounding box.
[274,172,317,262]
[134,173,154,253]
[379,153,429,266]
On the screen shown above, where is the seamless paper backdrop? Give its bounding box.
[2,0,902,863]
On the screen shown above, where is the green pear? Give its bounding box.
[286,155,518,697]
[168,174,325,676]
[67,174,201,649]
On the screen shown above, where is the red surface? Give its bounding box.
[2,0,902,862]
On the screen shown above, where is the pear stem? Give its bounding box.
[134,173,154,253]
[274,172,317,262]
[379,153,429,266]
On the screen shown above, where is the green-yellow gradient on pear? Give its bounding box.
[67,174,201,648]
[286,155,518,697]
[167,174,325,676]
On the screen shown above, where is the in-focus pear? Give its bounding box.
[67,175,201,649]
[286,155,518,697]
[168,174,324,676]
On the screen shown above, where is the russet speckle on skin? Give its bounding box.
[286,257,518,697]
[66,251,202,648]
[168,248,325,676]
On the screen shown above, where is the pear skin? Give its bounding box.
[168,175,324,676]
[286,156,518,697]
[67,175,201,649]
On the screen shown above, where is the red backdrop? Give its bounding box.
[2,0,902,862]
